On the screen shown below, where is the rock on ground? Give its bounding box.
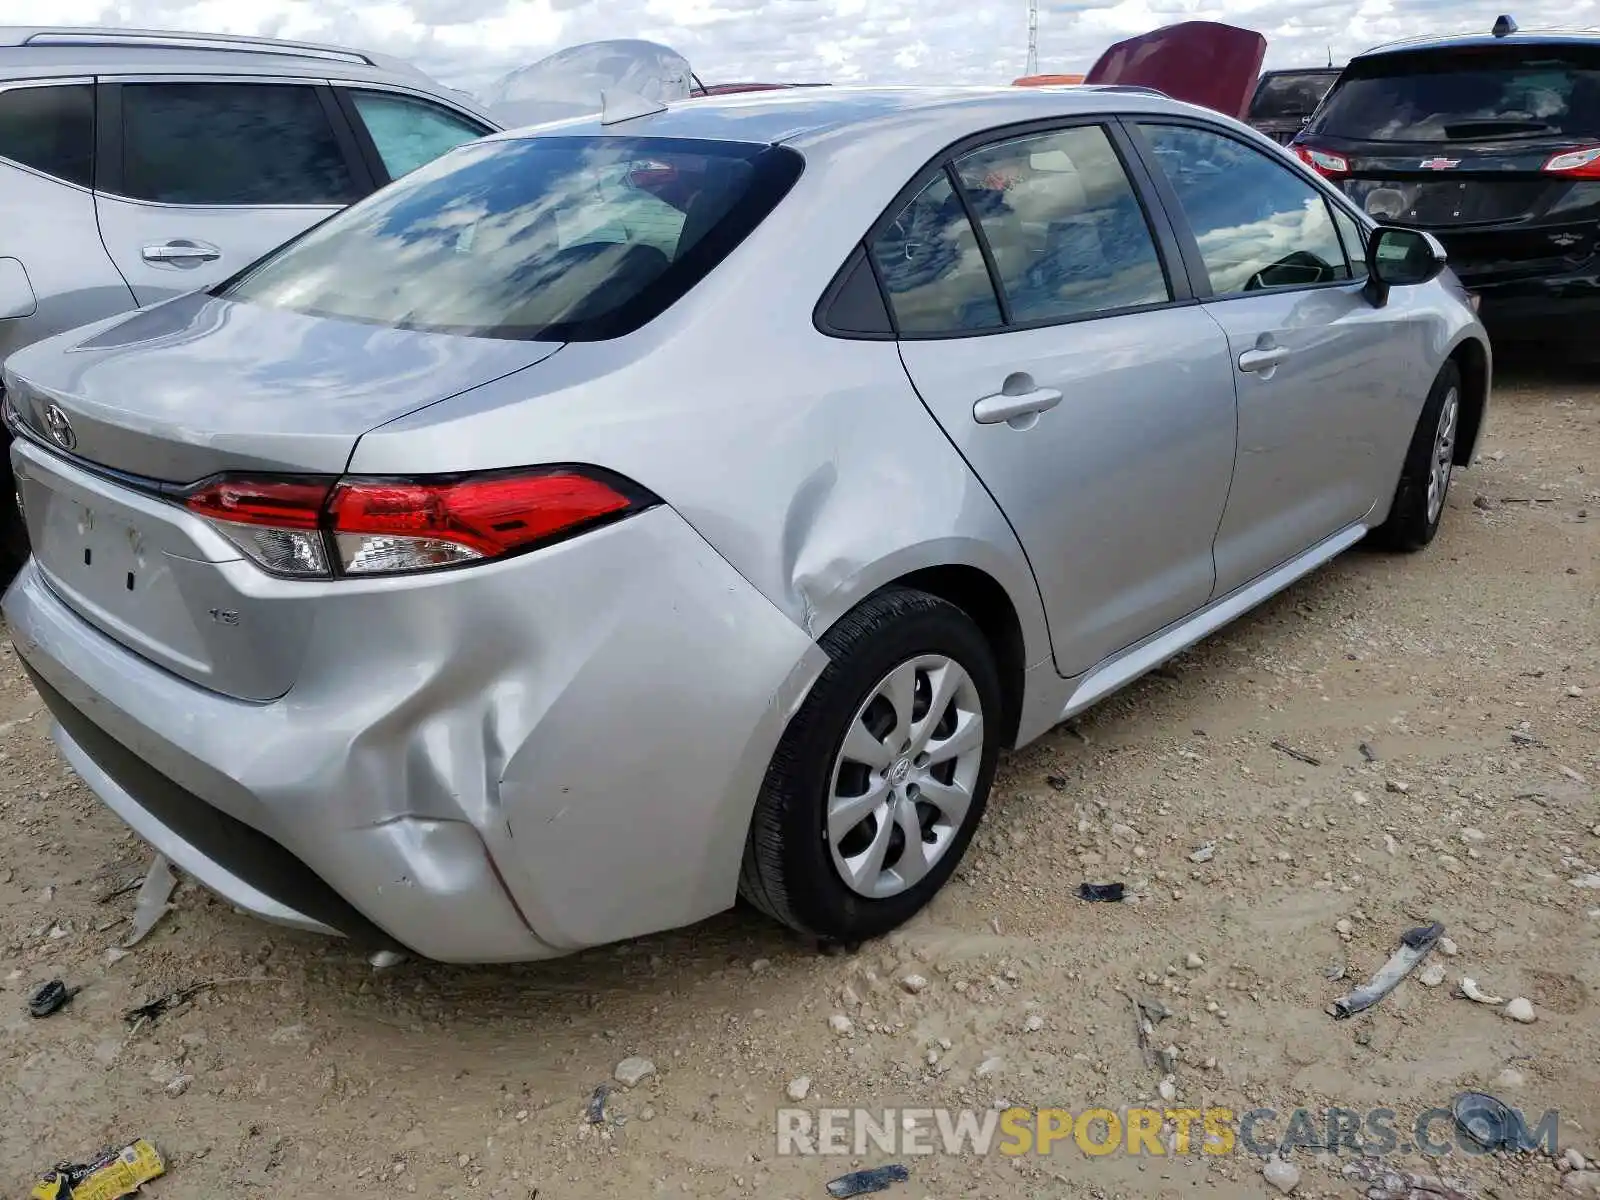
[613,1057,656,1087]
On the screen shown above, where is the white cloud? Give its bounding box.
[8,0,1600,95]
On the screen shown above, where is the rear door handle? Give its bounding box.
[973,386,1063,425]
[141,241,222,266]
[1238,346,1291,373]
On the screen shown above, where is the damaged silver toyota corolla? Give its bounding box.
[3,85,1488,961]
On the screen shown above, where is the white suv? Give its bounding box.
[0,26,498,571]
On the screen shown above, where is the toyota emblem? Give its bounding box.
[43,403,76,451]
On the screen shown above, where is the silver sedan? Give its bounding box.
[2,85,1488,961]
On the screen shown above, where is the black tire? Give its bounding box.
[739,587,1003,941]
[1367,360,1462,553]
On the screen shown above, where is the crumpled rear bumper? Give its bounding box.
[4,504,825,962]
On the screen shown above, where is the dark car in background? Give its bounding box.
[1291,19,1600,350]
[1248,66,1341,143]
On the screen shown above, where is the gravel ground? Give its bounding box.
[0,366,1595,1200]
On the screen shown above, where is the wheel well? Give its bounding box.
[890,565,1026,746]
[1451,339,1489,466]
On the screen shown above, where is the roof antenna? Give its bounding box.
[1491,14,1518,37]
[600,88,667,125]
[1327,44,1333,67]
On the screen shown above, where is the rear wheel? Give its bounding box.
[739,588,1002,941]
[1368,360,1461,553]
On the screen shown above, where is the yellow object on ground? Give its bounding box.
[30,1140,165,1200]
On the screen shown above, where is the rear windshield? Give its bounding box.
[1311,47,1600,142]
[218,135,802,341]
[1251,72,1338,120]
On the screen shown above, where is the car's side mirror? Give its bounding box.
[1364,226,1447,308]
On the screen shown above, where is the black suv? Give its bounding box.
[1291,18,1600,349]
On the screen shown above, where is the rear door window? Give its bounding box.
[348,90,489,180]
[951,124,1170,323]
[118,82,358,205]
[1139,123,1350,295]
[0,83,94,187]
[220,135,802,341]
[1311,48,1600,141]
[870,172,1002,334]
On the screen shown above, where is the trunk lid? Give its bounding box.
[1085,20,1267,119]
[5,295,561,702]
[1335,139,1594,226]
[4,293,562,483]
[1312,137,1600,279]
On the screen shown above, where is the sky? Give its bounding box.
[7,0,1600,97]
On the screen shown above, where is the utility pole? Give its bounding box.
[1026,0,1039,76]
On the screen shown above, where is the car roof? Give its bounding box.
[1356,28,1600,60]
[0,25,487,113]
[489,83,1209,149]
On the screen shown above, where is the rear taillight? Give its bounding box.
[327,472,637,575]
[184,476,334,576]
[182,467,653,579]
[1293,144,1350,178]
[1542,146,1600,177]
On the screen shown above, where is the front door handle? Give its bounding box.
[141,240,222,266]
[1238,345,1291,373]
[973,385,1063,425]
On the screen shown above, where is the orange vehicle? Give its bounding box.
[1012,73,1084,86]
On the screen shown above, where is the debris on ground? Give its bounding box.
[28,979,78,1019]
[825,1164,910,1197]
[93,874,145,905]
[1130,996,1171,1068]
[1270,741,1321,767]
[120,856,176,949]
[584,1084,610,1124]
[1342,1156,1475,1199]
[1330,921,1444,1018]
[124,983,213,1028]
[1131,995,1152,1066]
[123,977,263,1029]
[1076,882,1125,903]
[1359,742,1380,762]
[1188,842,1216,864]
[29,1138,165,1200]
[1459,978,1505,1006]
[1453,1090,1544,1154]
